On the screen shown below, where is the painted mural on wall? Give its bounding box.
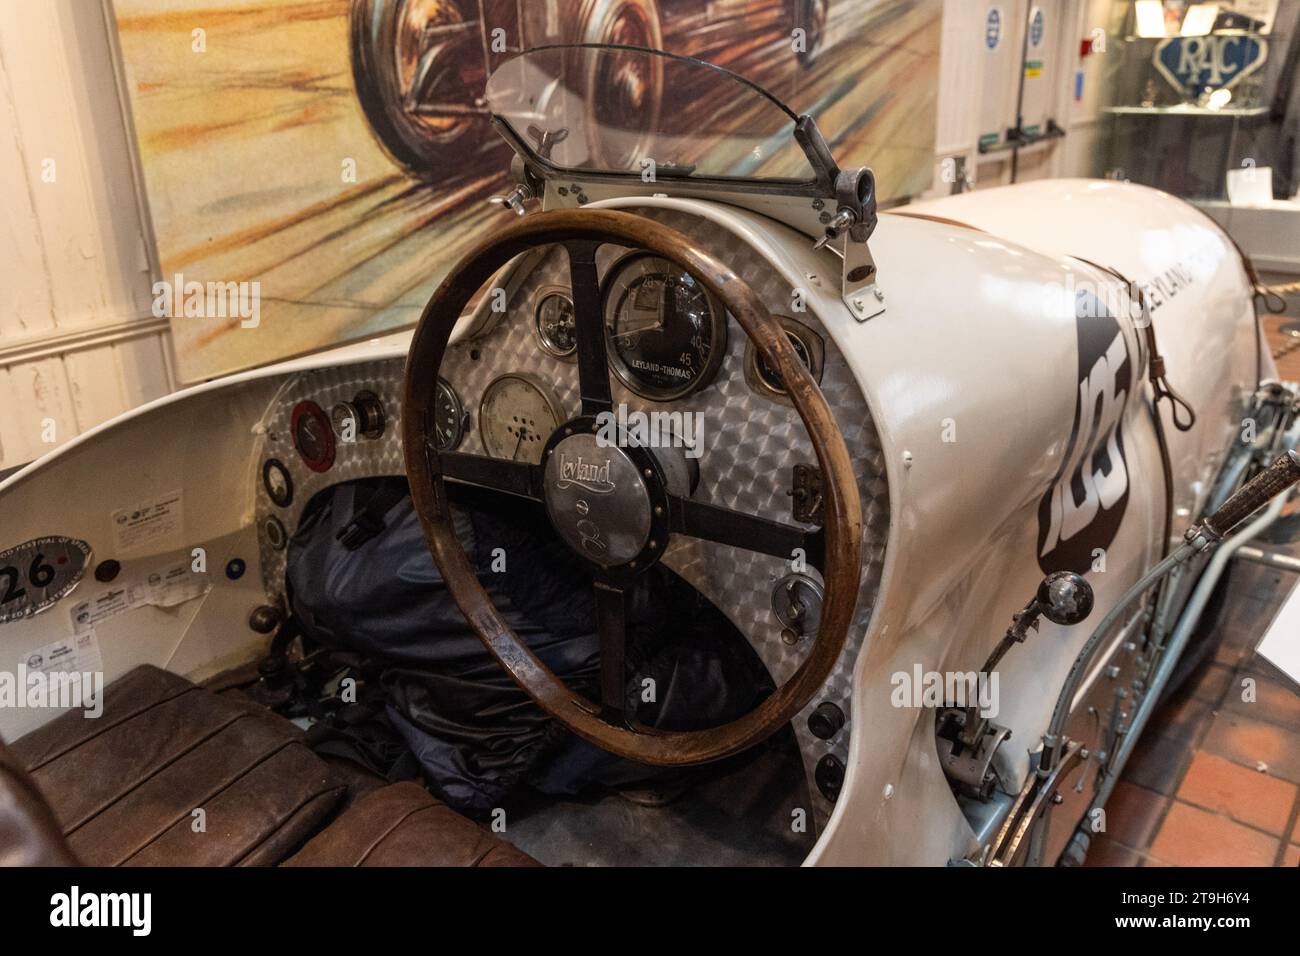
[111,0,941,381]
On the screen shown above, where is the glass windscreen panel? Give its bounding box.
[485,45,817,183]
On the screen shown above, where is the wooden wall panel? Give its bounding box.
[65,345,130,433]
[0,368,35,467]
[0,39,56,340]
[113,333,173,411]
[2,359,79,464]
[0,1,172,472]
[0,0,152,334]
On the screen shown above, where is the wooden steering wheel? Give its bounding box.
[402,208,863,766]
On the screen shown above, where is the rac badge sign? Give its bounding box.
[1154,34,1268,97]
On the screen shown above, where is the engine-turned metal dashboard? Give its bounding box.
[251,207,890,825]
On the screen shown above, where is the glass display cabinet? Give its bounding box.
[1093,0,1299,201]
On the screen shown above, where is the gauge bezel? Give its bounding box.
[600,250,728,402]
[262,458,294,508]
[478,372,566,461]
[291,400,336,473]
[263,515,288,551]
[744,315,825,403]
[432,378,467,451]
[532,286,578,359]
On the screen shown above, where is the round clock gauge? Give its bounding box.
[744,316,825,401]
[479,373,564,464]
[263,515,288,551]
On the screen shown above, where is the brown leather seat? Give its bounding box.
[1,665,540,867]
[8,665,347,866]
[284,781,540,867]
[0,739,77,866]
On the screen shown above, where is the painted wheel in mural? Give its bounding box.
[795,0,829,69]
[350,0,665,181]
[577,0,664,172]
[349,0,485,179]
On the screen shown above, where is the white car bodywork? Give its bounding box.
[811,180,1265,864]
[0,176,1266,866]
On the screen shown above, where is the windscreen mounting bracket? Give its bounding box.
[811,165,884,322]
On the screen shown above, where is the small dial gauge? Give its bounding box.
[292,401,335,473]
[755,334,812,392]
[263,515,288,551]
[603,253,727,401]
[534,289,577,357]
[479,373,564,463]
[746,317,825,401]
[262,458,293,508]
[432,378,467,451]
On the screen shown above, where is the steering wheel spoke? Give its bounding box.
[593,579,628,725]
[669,496,824,571]
[563,240,614,417]
[432,448,543,501]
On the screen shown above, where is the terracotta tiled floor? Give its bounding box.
[1085,280,1300,867]
[1086,638,1300,867]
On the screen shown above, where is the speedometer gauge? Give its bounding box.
[602,253,727,401]
[479,373,564,464]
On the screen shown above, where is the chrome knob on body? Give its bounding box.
[489,184,532,217]
[1036,571,1095,627]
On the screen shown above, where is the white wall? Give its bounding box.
[0,0,1107,471]
[927,0,1109,195]
[0,0,174,471]
[925,0,985,194]
[1059,0,1119,181]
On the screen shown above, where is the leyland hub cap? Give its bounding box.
[543,431,653,568]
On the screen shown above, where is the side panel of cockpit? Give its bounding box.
[0,379,279,740]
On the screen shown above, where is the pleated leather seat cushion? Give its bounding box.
[10,665,346,866]
[283,781,540,867]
